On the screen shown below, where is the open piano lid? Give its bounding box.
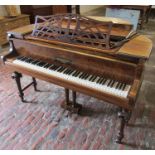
[8,14,152,59]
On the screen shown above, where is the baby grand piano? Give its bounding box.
[1,14,152,143]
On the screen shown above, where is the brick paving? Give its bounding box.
[0,21,155,150]
[0,62,155,150]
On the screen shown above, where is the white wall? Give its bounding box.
[80,5,103,14]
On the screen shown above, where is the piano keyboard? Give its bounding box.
[13,56,131,98]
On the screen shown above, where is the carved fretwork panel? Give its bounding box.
[31,14,114,50]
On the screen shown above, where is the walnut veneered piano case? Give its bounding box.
[1,14,152,143]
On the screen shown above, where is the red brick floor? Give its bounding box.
[0,62,155,150]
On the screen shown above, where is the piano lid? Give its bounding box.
[7,14,152,59]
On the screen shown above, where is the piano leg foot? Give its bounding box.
[61,89,82,114]
[71,90,82,114]
[115,108,131,144]
[12,72,24,102]
[32,77,37,91]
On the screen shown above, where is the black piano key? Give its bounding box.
[78,71,83,77]
[49,64,55,69]
[61,67,67,72]
[94,76,100,83]
[49,65,57,70]
[79,72,85,79]
[63,68,68,74]
[96,77,102,83]
[83,73,89,79]
[73,71,79,77]
[59,66,66,72]
[107,80,112,86]
[57,66,64,72]
[55,66,62,71]
[101,78,107,85]
[68,69,74,75]
[119,83,123,90]
[56,66,62,71]
[32,60,40,65]
[72,70,78,76]
[61,68,68,73]
[79,72,84,78]
[87,75,92,80]
[122,83,126,90]
[17,56,24,60]
[54,66,60,70]
[43,63,48,67]
[67,69,73,74]
[98,78,104,84]
[22,57,29,62]
[116,82,121,89]
[77,72,83,78]
[21,56,28,61]
[54,66,60,71]
[36,60,43,65]
[89,75,95,81]
[84,74,91,80]
[44,63,52,68]
[24,58,30,63]
[74,71,81,77]
[38,61,47,67]
[113,82,118,89]
[92,76,97,82]
[70,70,76,76]
[64,68,70,74]
[64,69,70,74]
[66,69,72,74]
[79,72,85,78]
[110,80,115,87]
[89,75,94,81]
[74,71,79,77]
[83,73,88,79]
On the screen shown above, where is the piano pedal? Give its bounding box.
[61,88,82,114]
[12,72,38,102]
[61,101,82,114]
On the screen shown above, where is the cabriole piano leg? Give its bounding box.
[32,77,37,91]
[115,108,131,144]
[12,72,24,102]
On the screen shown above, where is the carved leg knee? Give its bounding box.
[115,109,131,143]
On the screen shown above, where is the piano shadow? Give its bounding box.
[22,99,38,104]
[79,105,118,117]
[34,88,51,93]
